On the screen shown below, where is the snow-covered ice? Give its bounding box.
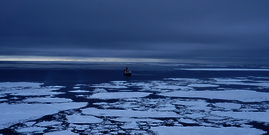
[211,110,269,123]
[16,127,46,133]
[151,126,266,135]
[36,121,62,127]
[0,82,42,88]
[0,102,87,129]
[66,114,103,124]
[88,92,151,99]
[214,103,241,110]
[24,97,72,103]
[43,130,78,135]
[159,90,269,102]
[69,90,89,93]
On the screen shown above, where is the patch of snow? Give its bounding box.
[88,92,151,99]
[82,108,180,118]
[66,114,103,124]
[24,97,72,103]
[159,90,269,102]
[0,102,87,129]
[151,126,266,135]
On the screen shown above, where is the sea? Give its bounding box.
[0,61,269,135]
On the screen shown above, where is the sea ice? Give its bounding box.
[0,82,42,88]
[16,127,46,133]
[8,88,63,96]
[82,108,180,118]
[69,90,89,93]
[66,114,103,124]
[24,97,72,103]
[151,126,266,135]
[211,110,269,123]
[0,102,87,129]
[88,92,151,99]
[36,121,62,127]
[159,90,269,102]
[188,84,219,88]
[214,103,241,110]
[43,130,77,135]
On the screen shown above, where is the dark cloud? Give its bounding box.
[0,0,269,63]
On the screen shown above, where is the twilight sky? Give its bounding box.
[1,0,269,63]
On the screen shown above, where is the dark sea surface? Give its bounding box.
[0,61,269,135]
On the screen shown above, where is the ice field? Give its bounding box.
[0,63,269,134]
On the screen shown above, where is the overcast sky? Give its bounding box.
[1,0,269,63]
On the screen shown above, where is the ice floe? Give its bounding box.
[24,97,72,103]
[16,127,46,133]
[0,82,42,88]
[66,114,103,124]
[88,92,151,99]
[211,110,269,123]
[159,90,269,102]
[43,130,77,135]
[69,90,89,93]
[214,103,241,110]
[36,121,62,127]
[188,84,219,88]
[0,102,87,129]
[151,126,266,135]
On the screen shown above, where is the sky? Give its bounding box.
[0,0,269,63]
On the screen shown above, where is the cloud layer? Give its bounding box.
[1,0,269,63]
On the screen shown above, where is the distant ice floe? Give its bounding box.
[0,102,87,130]
[91,81,127,89]
[67,114,103,124]
[159,90,269,102]
[0,82,43,88]
[0,87,63,96]
[82,108,180,118]
[179,68,269,71]
[188,84,219,88]
[88,92,151,99]
[24,97,72,103]
[151,126,266,135]
[69,90,89,93]
[0,82,65,97]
